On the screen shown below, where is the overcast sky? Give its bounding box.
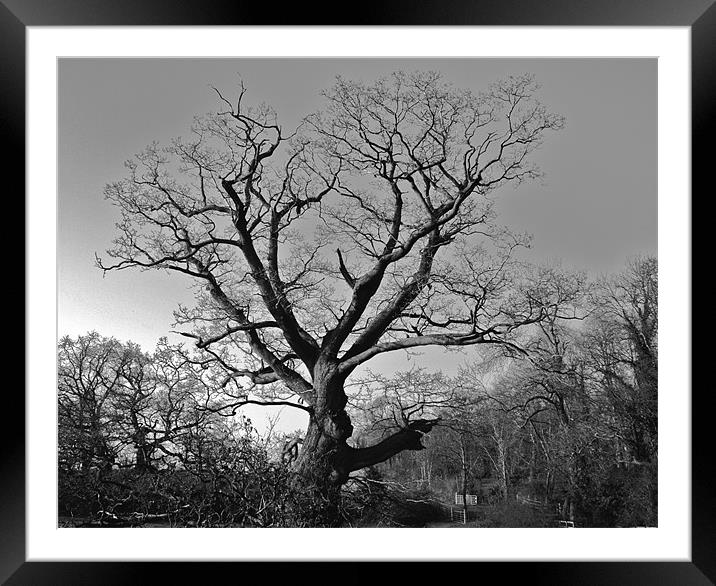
[58,58,656,430]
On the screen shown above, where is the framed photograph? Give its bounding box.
[9,0,710,583]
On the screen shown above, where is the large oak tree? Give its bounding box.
[98,71,576,515]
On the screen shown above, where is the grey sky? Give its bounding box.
[58,58,656,425]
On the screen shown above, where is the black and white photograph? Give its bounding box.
[56,57,658,530]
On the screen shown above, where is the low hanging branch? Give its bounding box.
[347,418,441,472]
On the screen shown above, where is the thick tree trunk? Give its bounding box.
[135,444,155,472]
[133,427,155,472]
[290,366,438,525]
[289,366,357,525]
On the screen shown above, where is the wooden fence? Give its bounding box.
[450,507,468,524]
[454,493,479,506]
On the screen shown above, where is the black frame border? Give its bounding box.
[7,1,712,583]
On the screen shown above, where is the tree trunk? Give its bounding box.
[133,427,155,472]
[291,410,354,523]
[420,456,433,488]
[290,366,439,525]
[460,444,469,515]
[290,365,355,524]
[496,440,508,500]
[135,444,155,472]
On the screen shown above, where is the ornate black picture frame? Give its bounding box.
[7,0,712,583]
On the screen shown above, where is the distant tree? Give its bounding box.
[112,339,212,471]
[58,332,124,472]
[58,333,210,473]
[98,71,572,519]
[584,256,658,463]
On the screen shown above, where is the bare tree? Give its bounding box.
[110,339,211,471]
[98,71,572,516]
[584,256,658,463]
[58,332,124,472]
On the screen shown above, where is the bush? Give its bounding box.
[59,464,330,527]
